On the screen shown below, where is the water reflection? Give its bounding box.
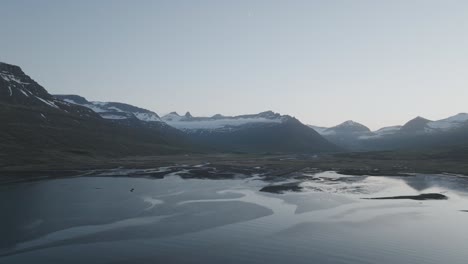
[0,172,468,264]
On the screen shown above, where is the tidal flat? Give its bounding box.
[1,166,468,264]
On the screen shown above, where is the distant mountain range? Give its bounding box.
[309,114,468,151]
[2,61,467,164]
[1,62,339,162]
[55,95,338,153]
[159,111,339,153]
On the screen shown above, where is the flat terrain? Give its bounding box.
[1,147,468,184]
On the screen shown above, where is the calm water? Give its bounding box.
[1,171,468,263]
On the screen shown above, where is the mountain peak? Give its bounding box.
[1,61,60,107]
[256,110,280,119]
[184,111,193,118]
[0,62,25,76]
[212,114,224,119]
[409,116,431,123]
[415,116,428,120]
[340,120,358,126]
[401,116,431,133]
[323,120,371,135]
[337,120,369,130]
[54,94,89,104]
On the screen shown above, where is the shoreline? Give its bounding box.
[1,153,467,185]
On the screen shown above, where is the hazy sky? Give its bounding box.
[1,0,468,130]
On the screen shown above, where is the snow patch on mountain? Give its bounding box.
[0,72,30,85]
[59,96,162,122]
[133,112,162,122]
[358,126,402,139]
[162,112,183,122]
[426,113,468,131]
[63,99,107,113]
[100,113,129,120]
[317,120,371,136]
[35,96,59,109]
[374,126,402,135]
[18,89,30,97]
[165,117,283,130]
[162,111,286,131]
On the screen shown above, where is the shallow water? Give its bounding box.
[1,171,468,263]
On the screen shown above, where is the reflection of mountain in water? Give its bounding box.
[400,174,468,194]
[293,172,468,197]
[399,176,435,191]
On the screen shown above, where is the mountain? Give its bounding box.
[399,116,431,133]
[162,111,340,153]
[308,125,328,134]
[402,114,468,134]
[427,113,468,131]
[310,114,468,151]
[368,114,468,137]
[3,60,466,163]
[162,111,286,132]
[310,120,373,150]
[360,114,468,150]
[54,95,162,122]
[0,63,99,119]
[371,126,402,137]
[322,120,371,135]
[0,62,189,167]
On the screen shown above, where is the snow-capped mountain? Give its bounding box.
[322,120,371,136]
[366,114,468,138]
[3,60,466,156]
[358,125,402,139]
[309,120,373,150]
[162,111,286,132]
[162,111,339,153]
[425,113,468,132]
[312,113,468,140]
[373,125,402,136]
[1,62,189,162]
[54,95,162,122]
[399,116,431,134]
[0,62,98,119]
[309,113,468,151]
[2,61,337,154]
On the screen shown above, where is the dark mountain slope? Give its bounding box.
[400,116,431,133]
[162,111,340,153]
[310,120,373,151]
[0,62,190,168]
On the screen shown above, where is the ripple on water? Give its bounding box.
[1,172,468,264]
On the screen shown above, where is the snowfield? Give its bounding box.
[164,117,284,130]
[61,97,162,122]
[161,111,286,131]
[426,113,468,132]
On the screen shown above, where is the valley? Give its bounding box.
[2,61,468,184]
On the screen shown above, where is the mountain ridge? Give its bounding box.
[2,61,467,158]
[309,114,468,151]
[54,94,163,122]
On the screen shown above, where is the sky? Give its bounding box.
[1,0,468,130]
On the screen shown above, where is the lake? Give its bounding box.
[1,170,468,264]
